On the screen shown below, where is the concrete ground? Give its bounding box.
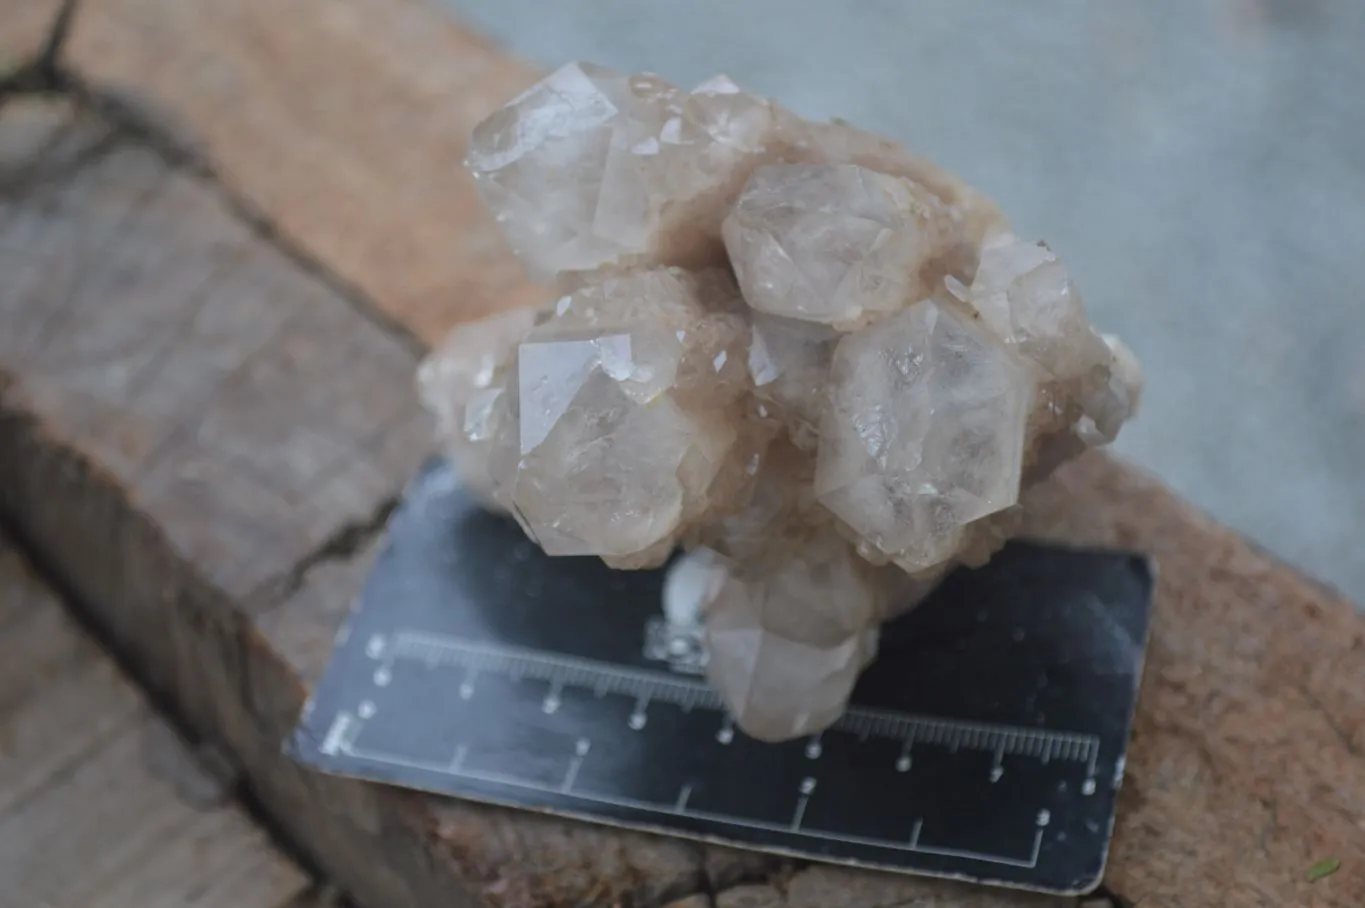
[436,0,1365,606]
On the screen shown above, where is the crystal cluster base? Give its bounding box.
[418,62,1143,742]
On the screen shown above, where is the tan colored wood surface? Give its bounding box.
[0,0,63,65]
[63,0,545,344]
[0,3,1362,906]
[0,534,313,908]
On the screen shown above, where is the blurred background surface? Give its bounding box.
[438,0,1365,604]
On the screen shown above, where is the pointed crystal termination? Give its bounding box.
[482,267,756,569]
[948,230,1144,482]
[465,63,783,285]
[419,61,1144,741]
[701,529,885,742]
[815,297,1034,572]
[724,163,967,330]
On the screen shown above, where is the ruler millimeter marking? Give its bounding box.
[325,731,1053,868]
[291,458,1155,896]
[375,631,1101,769]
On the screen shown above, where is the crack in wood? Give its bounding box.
[0,430,337,901]
[1295,681,1362,759]
[1076,883,1133,907]
[2,69,426,362]
[35,0,80,82]
[248,494,401,614]
[0,0,80,103]
[0,122,122,199]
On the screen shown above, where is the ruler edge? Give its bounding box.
[285,733,1114,897]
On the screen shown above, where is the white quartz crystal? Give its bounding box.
[724,164,966,330]
[466,63,783,285]
[815,297,1035,573]
[703,528,884,741]
[482,267,754,569]
[421,62,1143,741]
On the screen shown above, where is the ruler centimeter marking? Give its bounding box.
[326,627,1106,871]
[325,729,1050,869]
[371,629,1101,768]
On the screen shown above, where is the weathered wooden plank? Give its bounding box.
[0,96,710,908]
[63,0,546,341]
[0,533,312,908]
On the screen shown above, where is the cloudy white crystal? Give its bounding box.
[815,298,1034,572]
[702,529,884,741]
[466,63,783,284]
[745,314,840,451]
[422,61,1144,742]
[724,163,964,329]
[480,267,753,569]
[416,306,538,510]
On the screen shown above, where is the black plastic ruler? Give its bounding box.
[290,458,1154,896]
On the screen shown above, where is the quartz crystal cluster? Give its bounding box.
[418,62,1143,742]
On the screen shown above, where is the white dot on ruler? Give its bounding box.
[1037,809,1051,827]
[799,777,817,795]
[717,726,734,744]
[358,701,376,719]
[542,697,560,714]
[805,740,822,759]
[895,755,911,773]
[459,682,474,700]
[365,635,385,658]
[575,738,591,756]
[373,667,392,687]
[629,712,647,730]
[1082,778,1097,795]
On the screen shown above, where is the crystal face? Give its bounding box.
[815,298,1034,572]
[466,64,783,284]
[724,164,964,329]
[703,530,883,741]
[484,267,753,568]
[422,62,1144,741]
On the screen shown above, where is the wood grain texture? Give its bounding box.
[0,0,62,66]
[63,0,546,343]
[0,96,708,908]
[0,2,1360,905]
[0,533,312,908]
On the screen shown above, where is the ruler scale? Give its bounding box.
[290,459,1154,896]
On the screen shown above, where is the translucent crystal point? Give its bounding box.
[814,298,1034,571]
[724,164,962,329]
[486,268,752,568]
[701,531,883,741]
[787,118,1008,255]
[949,231,1145,479]
[466,63,783,284]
